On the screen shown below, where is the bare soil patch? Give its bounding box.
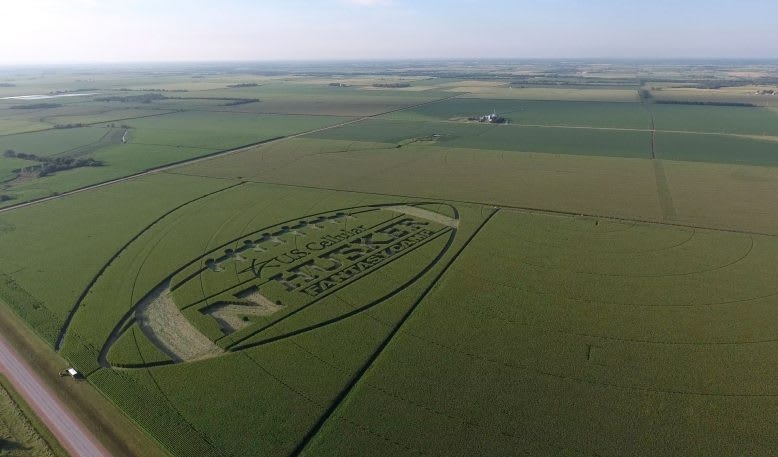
[135,281,223,362]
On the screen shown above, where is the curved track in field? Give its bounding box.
[54,182,246,351]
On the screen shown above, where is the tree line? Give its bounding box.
[4,149,103,177]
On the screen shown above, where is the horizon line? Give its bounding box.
[2,57,778,68]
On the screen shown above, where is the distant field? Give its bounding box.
[124,111,350,150]
[650,104,778,135]
[458,87,640,102]
[0,127,110,157]
[178,138,662,220]
[0,116,53,136]
[0,104,352,206]
[649,86,775,105]
[383,99,652,129]
[0,98,172,135]
[43,108,171,127]
[179,83,454,116]
[308,119,652,158]
[0,143,244,206]
[0,157,32,182]
[656,131,778,166]
[178,136,778,235]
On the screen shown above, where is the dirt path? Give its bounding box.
[0,332,111,457]
[652,160,677,221]
[639,91,677,222]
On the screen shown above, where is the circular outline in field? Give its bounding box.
[97,202,459,369]
[56,183,246,351]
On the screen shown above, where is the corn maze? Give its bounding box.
[1,63,778,457]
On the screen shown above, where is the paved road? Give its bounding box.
[0,332,111,457]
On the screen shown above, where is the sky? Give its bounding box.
[1,0,777,63]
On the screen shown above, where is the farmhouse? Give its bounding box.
[469,110,508,124]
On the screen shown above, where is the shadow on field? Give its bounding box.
[0,438,30,452]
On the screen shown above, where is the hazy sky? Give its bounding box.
[2,0,777,63]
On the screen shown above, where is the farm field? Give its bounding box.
[0,61,777,457]
[309,119,653,158]
[382,99,653,129]
[304,211,778,457]
[456,86,641,101]
[0,85,354,207]
[649,104,778,135]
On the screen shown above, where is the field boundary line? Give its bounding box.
[641,89,681,221]
[652,160,677,221]
[288,207,498,457]
[165,173,778,238]
[238,349,430,456]
[0,110,179,138]
[0,137,283,214]
[128,142,213,150]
